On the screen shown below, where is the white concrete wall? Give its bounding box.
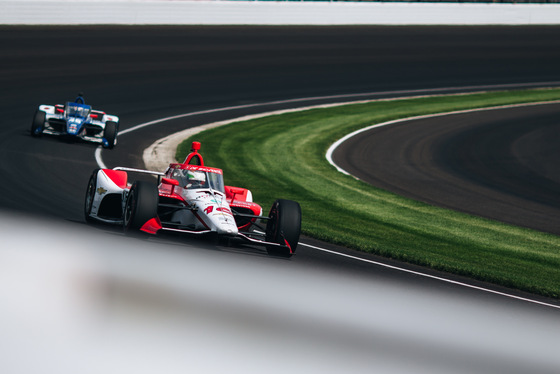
[1,0,560,25]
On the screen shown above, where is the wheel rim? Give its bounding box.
[124,190,134,227]
[266,202,279,242]
[84,177,95,215]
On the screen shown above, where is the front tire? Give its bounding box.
[265,199,301,258]
[123,181,159,232]
[84,169,99,222]
[103,121,118,149]
[31,110,45,137]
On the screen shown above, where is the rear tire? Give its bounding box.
[123,181,159,232]
[31,110,45,137]
[84,169,99,222]
[103,121,118,149]
[265,199,301,258]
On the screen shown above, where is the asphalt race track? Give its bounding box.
[2,26,560,373]
[332,102,560,235]
[3,25,560,221]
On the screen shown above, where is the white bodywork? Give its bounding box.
[88,169,130,224]
[168,188,239,236]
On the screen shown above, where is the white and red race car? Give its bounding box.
[84,142,301,257]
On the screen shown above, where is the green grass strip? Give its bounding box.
[177,89,560,298]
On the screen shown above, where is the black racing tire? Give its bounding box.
[31,110,45,137]
[265,199,301,258]
[103,121,118,149]
[84,169,99,223]
[123,181,159,233]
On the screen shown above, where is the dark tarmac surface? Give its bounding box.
[3,25,560,225]
[332,102,560,235]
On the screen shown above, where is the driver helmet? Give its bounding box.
[187,170,206,188]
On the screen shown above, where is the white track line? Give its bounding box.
[300,243,560,310]
[98,81,560,170]
[326,100,560,175]
[94,147,107,169]
[95,87,560,310]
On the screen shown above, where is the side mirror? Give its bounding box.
[161,177,179,186]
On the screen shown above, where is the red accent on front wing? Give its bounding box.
[284,239,293,254]
[103,169,128,188]
[140,217,162,234]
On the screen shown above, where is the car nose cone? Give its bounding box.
[216,225,238,236]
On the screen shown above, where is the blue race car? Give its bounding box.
[31,94,120,149]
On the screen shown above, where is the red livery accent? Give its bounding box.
[159,192,186,203]
[193,211,210,229]
[90,111,105,119]
[159,184,173,195]
[284,239,293,254]
[103,169,128,188]
[225,186,249,202]
[230,200,261,214]
[140,217,162,234]
[183,141,204,165]
[169,163,223,174]
[161,177,179,186]
[217,207,232,215]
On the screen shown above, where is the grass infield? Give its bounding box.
[177,89,560,299]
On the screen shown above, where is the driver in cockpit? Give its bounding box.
[187,170,207,189]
